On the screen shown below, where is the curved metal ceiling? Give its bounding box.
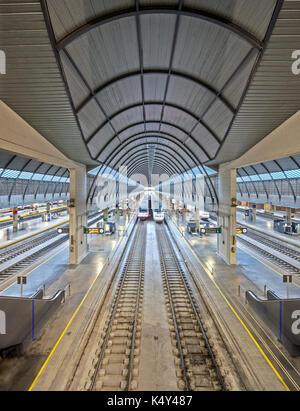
[42,0,281,181]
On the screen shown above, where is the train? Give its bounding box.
[137,195,150,220]
[199,211,210,221]
[152,195,165,223]
[0,200,66,216]
[137,193,165,223]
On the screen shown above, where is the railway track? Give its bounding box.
[237,226,300,275]
[88,221,146,391]
[0,212,103,283]
[156,223,226,391]
[210,213,300,274]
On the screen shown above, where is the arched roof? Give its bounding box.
[42,0,281,179]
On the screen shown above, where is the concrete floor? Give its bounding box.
[0,216,129,298]
[237,211,300,247]
[0,215,134,390]
[0,213,299,391]
[170,215,300,391]
[0,213,68,248]
[177,215,300,299]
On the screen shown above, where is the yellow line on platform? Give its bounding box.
[0,219,69,250]
[171,218,290,391]
[28,253,109,391]
[28,217,134,391]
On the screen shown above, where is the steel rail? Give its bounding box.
[90,221,145,391]
[157,221,225,390]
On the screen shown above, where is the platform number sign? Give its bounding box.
[200,227,222,234]
[57,227,69,234]
[236,227,248,234]
[291,311,300,335]
[84,227,104,234]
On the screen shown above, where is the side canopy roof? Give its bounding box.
[42,0,281,178]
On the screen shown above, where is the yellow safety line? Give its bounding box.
[28,217,133,391]
[172,219,290,391]
[1,244,69,294]
[0,219,69,250]
[0,207,67,223]
[28,254,109,391]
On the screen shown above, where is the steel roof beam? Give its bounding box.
[236,170,250,199]
[125,155,181,176]
[63,49,122,144]
[55,7,263,51]
[158,0,183,135]
[75,70,235,121]
[240,167,259,199]
[89,132,216,205]
[259,162,281,201]
[87,102,221,152]
[100,142,195,182]
[273,159,296,202]
[127,161,176,179]
[211,0,283,163]
[288,156,300,170]
[104,139,217,205]
[135,0,147,135]
[248,164,269,201]
[119,147,188,175]
[22,161,44,201]
[92,120,211,161]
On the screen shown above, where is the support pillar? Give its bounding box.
[252,206,256,223]
[217,167,237,265]
[183,205,187,223]
[12,207,18,233]
[69,167,88,265]
[286,207,292,225]
[103,208,108,222]
[46,202,51,222]
[195,208,200,231]
[115,205,119,224]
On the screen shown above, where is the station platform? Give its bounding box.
[168,216,300,391]
[237,211,300,248]
[23,216,293,392]
[175,215,300,299]
[1,214,299,391]
[0,214,69,249]
[0,215,135,390]
[0,215,131,299]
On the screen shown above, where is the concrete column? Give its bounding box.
[103,208,108,222]
[252,207,256,223]
[195,208,200,233]
[183,205,187,223]
[69,167,88,265]
[286,207,292,224]
[217,167,237,265]
[46,202,51,222]
[12,207,18,233]
[115,205,119,224]
[170,199,174,214]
